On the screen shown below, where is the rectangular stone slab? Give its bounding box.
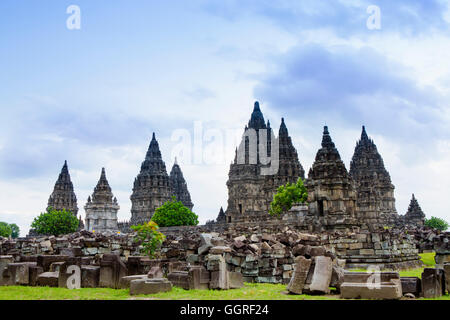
[400,277,421,296]
[129,278,172,295]
[37,271,59,287]
[422,268,444,298]
[0,256,14,285]
[81,266,100,288]
[308,256,332,294]
[287,256,312,294]
[340,280,402,299]
[444,264,450,294]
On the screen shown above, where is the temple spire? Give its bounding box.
[47,161,78,216]
[279,117,288,136]
[361,125,368,141]
[321,126,336,149]
[248,101,266,130]
[169,161,194,210]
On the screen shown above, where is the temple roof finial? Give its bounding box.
[361,125,369,141]
[279,117,288,136]
[248,101,266,130]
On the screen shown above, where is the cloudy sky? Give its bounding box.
[1,0,450,236]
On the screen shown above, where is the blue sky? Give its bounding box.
[1,1,450,235]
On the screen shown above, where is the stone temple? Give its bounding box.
[169,158,194,211]
[349,126,398,226]
[225,102,304,222]
[130,133,194,225]
[84,168,120,232]
[47,160,78,216]
[304,126,358,230]
[403,194,426,227]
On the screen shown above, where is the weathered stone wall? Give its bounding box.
[2,221,430,279]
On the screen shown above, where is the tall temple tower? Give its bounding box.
[305,126,357,226]
[349,126,397,225]
[403,194,426,226]
[47,160,78,216]
[225,101,305,222]
[130,133,172,224]
[169,158,194,210]
[84,168,120,232]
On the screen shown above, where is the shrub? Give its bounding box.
[425,216,449,231]
[31,207,79,236]
[131,221,166,258]
[269,178,308,217]
[151,197,199,227]
[0,222,12,238]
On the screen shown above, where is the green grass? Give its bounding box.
[0,283,339,300]
[0,286,130,300]
[419,252,436,267]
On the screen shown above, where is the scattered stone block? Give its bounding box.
[444,263,450,294]
[188,266,210,290]
[209,246,232,254]
[207,255,226,271]
[307,256,332,294]
[29,265,44,286]
[330,265,345,292]
[229,271,244,289]
[198,244,212,255]
[37,255,69,272]
[147,266,163,279]
[119,275,148,289]
[59,248,82,257]
[99,254,128,289]
[340,280,402,300]
[129,278,172,295]
[168,271,190,289]
[287,256,311,294]
[400,277,421,296]
[37,272,59,287]
[81,265,100,288]
[7,263,31,285]
[0,256,14,285]
[421,268,445,298]
[210,270,229,290]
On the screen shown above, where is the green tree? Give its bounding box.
[31,207,79,236]
[9,223,20,238]
[151,197,199,227]
[0,222,12,238]
[131,221,166,258]
[269,178,308,217]
[425,216,449,231]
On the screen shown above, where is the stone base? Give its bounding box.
[340,281,402,300]
[129,278,172,295]
[345,259,423,271]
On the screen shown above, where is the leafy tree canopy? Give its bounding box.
[151,197,199,227]
[425,216,449,231]
[269,178,308,217]
[31,207,79,236]
[0,222,12,238]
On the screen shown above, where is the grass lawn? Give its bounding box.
[0,283,340,300]
[0,252,447,300]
